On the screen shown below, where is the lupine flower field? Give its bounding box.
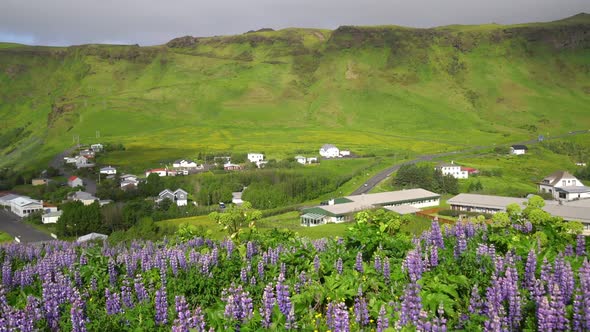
[0,200,589,331]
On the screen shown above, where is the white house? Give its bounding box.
[158,188,188,206]
[539,171,590,201]
[232,191,244,206]
[172,159,199,168]
[42,210,62,224]
[145,168,170,177]
[435,161,468,179]
[0,194,21,208]
[100,166,117,175]
[510,145,528,155]
[10,196,43,218]
[295,156,307,164]
[319,144,340,158]
[68,176,84,188]
[576,162,587,167]
[120,174,139,189]
[247,153,265,163]
[90,144,104,152]
[76,156,95,169]
[340,150,351,157]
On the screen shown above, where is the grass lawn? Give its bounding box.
[0,232,13,243]
[159,210,434,240]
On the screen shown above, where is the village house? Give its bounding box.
[75,156,95,169]
[224,163,242,171]
[172,159,199,169]
[145,168,176,177]
[538,171,590,201]
[295,156,318,165]
[32,178,49,186]
[79,149,95,159]
[435,161,468,179]
[119,174,139,189]
[100,166,117,175]
[10,196,43,218]
[68,176,84,188]
[69,190,99,206]
[157,188,188,206]
[300,188,440,227]
[319,144,340,158]
[90,144,104,152]
[247,153,265,163]
[447,193,590,235]
[510,145,528,155]
[576,162,587,167]
[340,150,351,157]
[42,210,62,224]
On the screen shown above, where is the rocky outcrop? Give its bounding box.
[166,36,200,48]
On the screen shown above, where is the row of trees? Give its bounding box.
[394,164,459,194]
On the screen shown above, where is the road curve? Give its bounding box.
[350,130,590,195]
[50,147,97,195]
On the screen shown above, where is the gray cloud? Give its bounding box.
[0,0,589,46]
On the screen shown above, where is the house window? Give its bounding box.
[562,180,567,186]
[559,192,567,199]
[572,180,576,186]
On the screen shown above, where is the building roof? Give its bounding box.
[42,211,63,218]
[11,196,42,207]
[345,188,440,206]
[295,155,305,159]
[100,166,116,171]
[511,144,528,150]
[68,175,79,182]
[70,191,98,201]
[384,205,421,215]
[301,213,326,220]
[120,174,137,179]
[174,188,188,195]
[77,233,108,243]
[320,144,337,150]
[555,186,590,194]
[541,171,579,186]
[148,168,167,172]
[0,194,21,203]
[543,205,590,222]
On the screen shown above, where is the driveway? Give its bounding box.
[0,209,54,243]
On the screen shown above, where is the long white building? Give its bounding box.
[300,188,440,227]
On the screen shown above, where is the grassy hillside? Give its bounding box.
[1,14,589,170]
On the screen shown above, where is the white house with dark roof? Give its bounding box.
[69,190,99,206]
[510,145,528,155]
[42,210,62,224]
[90,144,103,152]
[539,171,590,201]
[300,188,440,227]
[435,161,468,179]
[319,144,340,158]
[247,153,265,163]
[173,159,198,169]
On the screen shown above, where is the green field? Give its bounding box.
[0,232,13,243]
[1,14,589,170]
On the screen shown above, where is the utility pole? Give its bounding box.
[96,130,100,139]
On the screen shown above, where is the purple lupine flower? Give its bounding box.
[275,273,292,316]
[285,305,297,330]
[383,257,390,283]
[430,245,439,268]
[172,295,190,332]
[549,282,569,330]
[354,287,369,326]
[537,296,553,331]
[403,249,424,282]
[121,278,134,308]
[134,274,148,302]
[504,263,522,330]
[565,245,574,257]
[377,304,389,332]
[222,283,254,329]
[240,267,248,284]
[576,235,586,257]
[105,288,122,315]
[189,306,207,332]
[335,257,343,275]
[2,260,11,288]
[155,286,168,325]
[327,302,350,332]
[260,283,276,328]
[579,260,590,331]
[70,291,87,332]
[313,255,320,273]
[400,281,422,327]
[454,233,467,258]
[468,284,482,315]
[258,260,265,279]
[355,252,364,273]
[246,241,256,260]
[108,258,117,286]
[374,255,382,272]
[524,250,537,293]
[430,221,444,248]
[483,275,507,332]
[572,290,584,332]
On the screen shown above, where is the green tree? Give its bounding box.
[208,201,262,238]
[57,201,103,237]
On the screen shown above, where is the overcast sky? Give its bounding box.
[1,0,589,46]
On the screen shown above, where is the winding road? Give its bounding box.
[49,146,97,194]
[350,130,590,195]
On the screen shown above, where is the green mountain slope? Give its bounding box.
[1,14,589,169]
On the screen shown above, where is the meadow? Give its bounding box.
[1,14,589,171]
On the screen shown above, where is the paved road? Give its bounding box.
[50,146,97,195]
[0,209,54,243]
[351,130,590,195]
